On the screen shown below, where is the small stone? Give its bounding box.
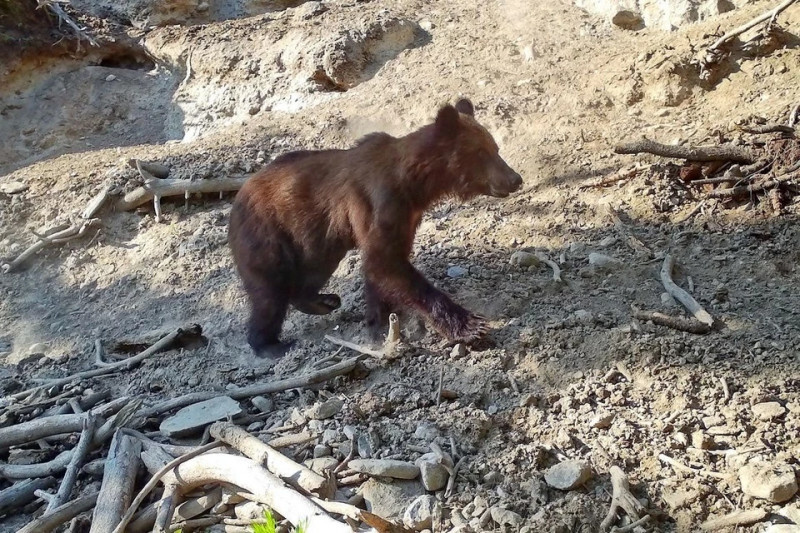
[418,18,435,31]
[662,485,704,510]
[519,393,538,407]
[569,242,586,254]
[414,422,440,441]
[28,343,47,355]
[419,461,449,491]
[362,479,426,520]
[357,432,375,458]
[186,376,200,387]
[590,412,614,429]
[306,397,344,420]
[403,495,436,530]
[159,396,242,438]
[105,74,117,82]
[349,459,420,480]
[450,344,466,359]
[246,421,264,432]
[588,253,620,270]
[739,462,798,503]
[612,10,644,30]
[544,460,592,490]
[661,292,678,307]
[490,507,523,528]
[0,181,29,194]
[483,471,503,486]
[321,428,339,445]
[599,236,616,247]
[305,457,339,475]
[313,444,331,458]
[573,310,594,325]
[234,501,268,521]
[251,396,274,414]
[752,401,787,421]
[691,430,714,450]
[8,448,50,465]
[510,251,540,268]
[447,266,467,278]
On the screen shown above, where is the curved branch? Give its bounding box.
[614,138,757,163]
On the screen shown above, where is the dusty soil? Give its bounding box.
[1,0,799,531]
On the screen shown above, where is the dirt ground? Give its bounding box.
[1,0,799,531]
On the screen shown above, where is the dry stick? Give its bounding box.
[612,515,652,533]
[445,457,466,499]
[707,168,799,198]
[2,218,101,273]
[0,477,57,516]
[46,414,97,514]
[89,432,142,533]
[535,252,563,282]
[709,0,799,51]
[18,492,99,533]
[152,486,178,533]
[139,454,356,533]
[111,441,223,533]
[658,453,727,480]
[600,466,646,531]
[36,0,99,46]
[700,508,768,530]
[81,185,113,219]
[660,255,714,327]
[139,354,364,418]
[435,364,445,405]
[209,422,333,498]
[324,335,384,358]
[117,177,248,211]
[738,123,795,135]
[10,325,199,402]
[632,308,712,334]
[614,138,756,163]
[789,102,800,127]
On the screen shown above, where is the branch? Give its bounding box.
[117,178,248,211]
[700,509,768,530]
[45,414,97,514]
[18,493,99,533]
[632,308,712,334]
[600,466,646,531]
[36,0,99,47]
[0,477,58,516]
[660,255,714,327]
[614,138,756,163]
[2,219,101,273]
[708,0,798,51]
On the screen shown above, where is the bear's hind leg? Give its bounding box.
[365,278,391,342]
[246,285,292,358]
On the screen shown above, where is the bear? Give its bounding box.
[228,98,523,357]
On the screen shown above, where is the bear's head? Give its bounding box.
[434,98,523,200]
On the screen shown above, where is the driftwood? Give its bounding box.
[89,432,141,533]
[81,186,113,219]
[10,325,201,402]
[535,252,563,283]
[660,255,714,327]
[18,492,99,533]
[657,453,727,480]
[737,123,795,135]
[632,308,712,334]
[138,354,363,418]
[2,218,101,273]
[699,508,768,530]
[0,477,57,516]
[707,168,799,198]
[614,138,756,163]
[600,466,647,531]
[46,414,96,514]
[117,177,248,211]
[209,422,334,498]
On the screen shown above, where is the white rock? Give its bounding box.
[159,396,242,438]
[306,397,343,420]
[590,412,615,429]
[105,74,117,82]
[510,251,540,268]
[28,343,48,355]
[545,460,593,490]
[588,252,620,270]
[752,401,787,421]
[447,265,467,278]
[403,495,436,530]
[418,460,449,492]
[739,462,798,503]
[490,506,523,527]
[349,459,420,480]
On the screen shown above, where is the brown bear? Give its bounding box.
[228,98,522,357]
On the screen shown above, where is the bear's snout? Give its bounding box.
[488,164,523,198]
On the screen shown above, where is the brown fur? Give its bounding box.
[228,98,522,356]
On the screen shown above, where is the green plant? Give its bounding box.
[251,509,307,533]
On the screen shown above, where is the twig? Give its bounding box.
[708,0,798,51]
[117,178,248,211]
[152,486,178,533]
[46,414,97,514]
[81,185,113,219]
[94,339,112,367]
[139,354,363,418]
[720,377,731,402]
[707,169,799,198]
[579,165,644,190]
[789,102,800,127]
[10,325,201,402]
[0,477,58,515]
[324,335,384,357]
[445,457,466,499]
[660,255,714,326]
[36,0,99,47]
[700,508,768,530]
[18,492,99,533]
[435,364,445,406]
[676,200,706,224]
[2,218,101,273]
[657,453,728,479]
[737,123,795,135]
[600,466,646,531]
[614,138,756,163]
[535,252,563,282]
[612,515,652,533]
[632,308,712,334]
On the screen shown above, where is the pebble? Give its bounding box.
[490,507,523,528]
[739,462,798,503]
[362,479,426,520]
[105,74,117,82]
[544,460,593,490]
[599,236,616,247]
[450,344,466,359]
[611,9,643,30]
[510,251,540,268]
[691,430,714,450]
[313,444,331,458]
[251,396,274,414]
[349,459,420,480]
[414,422,440,441]
[588,253,620,270]
[418,18,435,32]
[28,343,47,355]
[0,181,29,194]
[752,401,787,421]
[590,412,614,429]
[447,266,467,278]
[418,460,449,491]
[159,396,242,438]
[304,457,338,475]
[306,397,343,420]
[661,292,678,307]
[403,495,436,531]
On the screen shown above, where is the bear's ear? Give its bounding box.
[454,98,474,116]
[435,104,460,137]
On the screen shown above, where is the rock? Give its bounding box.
[588,253,620,270]
[403,495,436,530]
[8,448,50,465]
[661,292,678,307]
[159,396,242,438]
[510,251,540,268]
[419,460,449,492]
[590,412,615,429]
[414,422,440,441]
[573,310,594,325]
[251,396,274,414]
[105,74,117,82]
[662,485,705,510]
[361,479,426,519]
[418,18,435,32]
[234,501,268,521]
[349,459,420,480]
[28,343,48,355]
[306,397,344,420]
[612,9,643,29]
[304,457,339,475]
[447,265,467,278]
[0,181,29,194]
[599,236,617,247]
[544,460,593,490]
[752,401,787,421]
[490,506,523,528]
[739,462,798,503]
[450,344,466,359]
[765,526,799,533]
[313,444,331,458]
[691,430,714,450]
[777,503,800,524]
[483,471,504,486]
